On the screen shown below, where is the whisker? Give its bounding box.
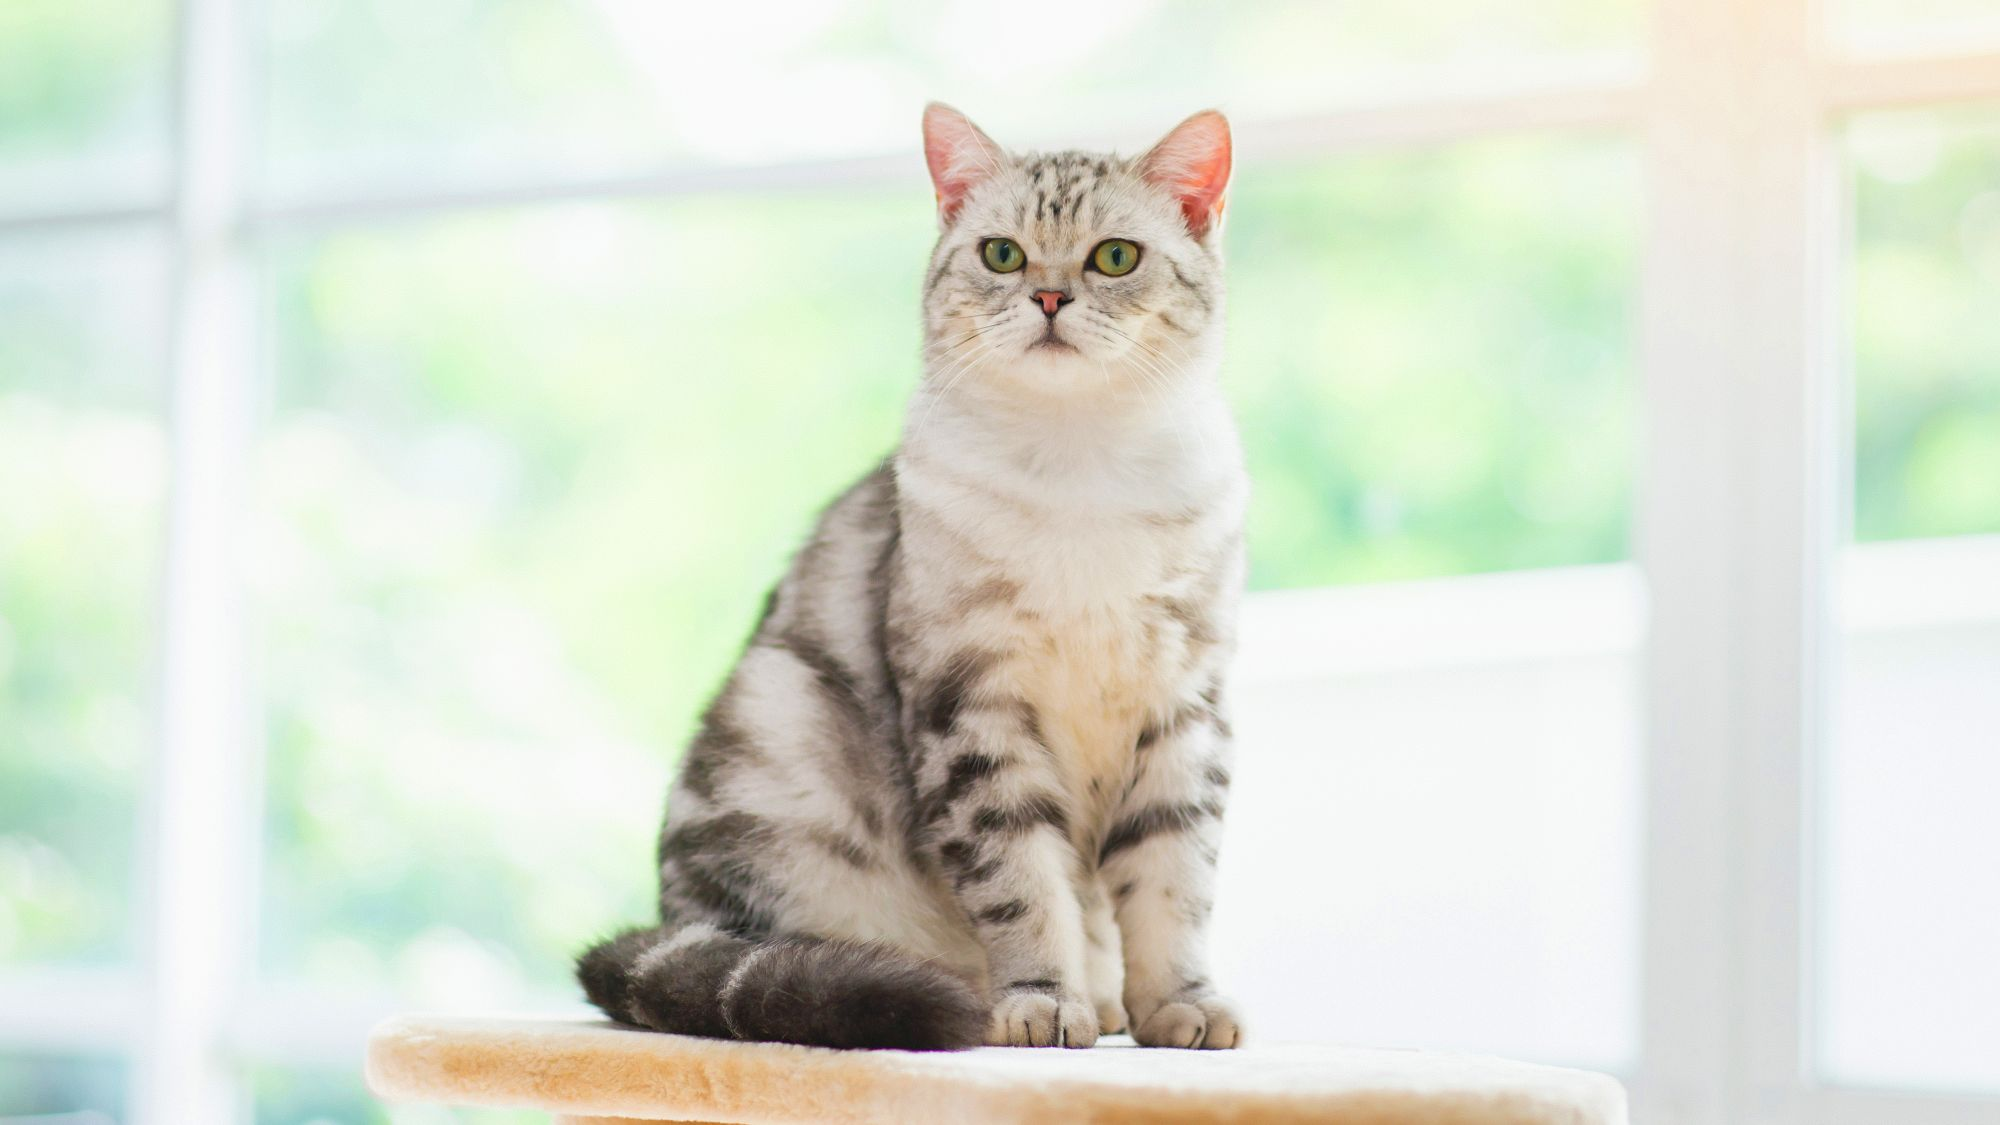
[1095,319,1213,466]
[923,322,1010,358]
[914,331,1004,438]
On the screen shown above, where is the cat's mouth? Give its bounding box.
[1029,326,1078,353]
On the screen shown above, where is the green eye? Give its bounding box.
[1091,239,1140,276]
[981,238,1025,273]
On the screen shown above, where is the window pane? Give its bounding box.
[1824,541,2000,1092]
[256,194,929,998]
[1823,104,2000,1093]
[262,0,1644,200]
[0,230,167,967]
[1850,104,2000,543]
[1214,136,1640,1069]
[0,0,173,215]
[0,1052,125,1122]
[1229,135,1638,588]
[1216,569,1641,1071]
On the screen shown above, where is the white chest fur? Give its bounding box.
[1013,602,1167,832]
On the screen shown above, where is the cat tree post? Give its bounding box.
[365,1014,1628,1123]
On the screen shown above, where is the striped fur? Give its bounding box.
[577,924,985,1050]
[578,106,1245,1051]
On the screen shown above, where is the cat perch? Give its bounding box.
[365,1014,1628,1124]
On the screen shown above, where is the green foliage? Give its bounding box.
[0,235,165,967]
[0,0,170,206]
[0,0,165,148]
[1851,105,2000,541]
[1227,136,1637,587]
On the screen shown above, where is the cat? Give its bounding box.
[577,103,1245,1052]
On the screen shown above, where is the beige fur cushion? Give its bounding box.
[366,1015,1627,1123]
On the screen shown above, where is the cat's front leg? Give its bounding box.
[1100,688,1243,1049]
[1080,874,1128,1034]
[913,672,1098,1048]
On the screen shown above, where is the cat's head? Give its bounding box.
[919,104,1231,402]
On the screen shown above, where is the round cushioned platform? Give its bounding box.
[365,1015,1628,1124]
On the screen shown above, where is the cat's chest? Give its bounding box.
[1011,599,1185,833]
[995,511,1230,815]
[998,516,1176,613]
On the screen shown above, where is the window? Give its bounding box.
[2,2,1996,1124]
[0,231,167,973]
[0,0,173,214]
[1821,101,2000,1096]
[1216,134,1643,1070]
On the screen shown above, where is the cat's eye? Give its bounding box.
[1091,239,1141,276]
[981,238,1025,273]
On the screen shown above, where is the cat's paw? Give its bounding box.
[987,989,1099,1048]
[1094,996,1129,1036]
[1132,994,1243,1049]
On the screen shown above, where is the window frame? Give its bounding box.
[1,0,1998,1122]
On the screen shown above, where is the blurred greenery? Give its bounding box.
[1850,104,2000,542]
[0,0,170,211]
[1229,137,1636,586]
[0,1052,124,1120]
[0,233,166,968]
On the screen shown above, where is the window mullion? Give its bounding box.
[1733,0,1841,1120]
[1638,0,1834,1121]
[138,0,260,1120]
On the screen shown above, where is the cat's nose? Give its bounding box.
[1031,289,1072,318]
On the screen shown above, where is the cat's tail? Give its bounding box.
[575,923,986,1051]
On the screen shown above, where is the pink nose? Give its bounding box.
[1032,289,1072,317]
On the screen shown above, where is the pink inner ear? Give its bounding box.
[1139,111,1233,238]
[923,103,1003,224]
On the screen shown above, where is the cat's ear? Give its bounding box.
[1138,110,1233,239]
[923,102,1004,225]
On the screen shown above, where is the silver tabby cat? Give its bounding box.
[578,104,1245,1051]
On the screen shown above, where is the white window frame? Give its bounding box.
[2,0,1999,1122]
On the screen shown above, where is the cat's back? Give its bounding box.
[664,462,905,833]
[756,460,901,685]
